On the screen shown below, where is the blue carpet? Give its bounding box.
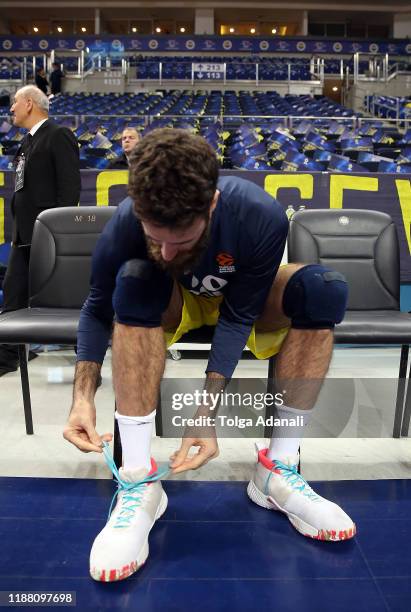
[0,477,409,611]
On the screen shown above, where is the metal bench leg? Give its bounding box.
[393,345,409,438]
[400,349,411,437]
[18,344,33,435]
[264,355,276,439]
[155,392,163,437]
[113,403,122,470]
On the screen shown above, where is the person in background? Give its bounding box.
[0,85,80,376]
[50,62,64,95]
[108,127,140,169]
[35,68,48,95]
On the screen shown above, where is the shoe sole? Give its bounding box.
[247,479,356,542]
[90,490,168,582]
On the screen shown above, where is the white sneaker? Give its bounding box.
[247,447,356,541]
[90,458,168,581]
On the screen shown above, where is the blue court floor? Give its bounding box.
[1,477,410,611]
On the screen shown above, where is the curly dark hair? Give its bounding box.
[128,128,219,228]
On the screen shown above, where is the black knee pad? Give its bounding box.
[112,259,173,327]
[282,264,348,329]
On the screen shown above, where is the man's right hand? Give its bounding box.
[63,401,113,453]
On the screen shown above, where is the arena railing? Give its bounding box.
[38,114,358,129]
[0,114,394,132]
[2,52,409,85]
[353,52,411,84]
[125,61,322,86]
[364,96,411,124]
[2,113,408,134]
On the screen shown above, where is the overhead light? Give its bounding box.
[272,28,277,34]
[180,27,186,33]
[229,27,235,33]
[155,27,161,33]
[57,26,62,33]
[81,26,87,33]
[250,28,256,34]
[332,86,339,92]
[132,27,137,33]
[33,26,39,32]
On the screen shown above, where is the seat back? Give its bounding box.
[288,209,400,310]
[29,206,116,308]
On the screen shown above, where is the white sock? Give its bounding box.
[267,405,312,461]
[115,409,156,472]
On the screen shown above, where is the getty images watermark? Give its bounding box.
[170,390,305,429]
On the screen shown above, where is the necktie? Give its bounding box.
[22,133,32,155]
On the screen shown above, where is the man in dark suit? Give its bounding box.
[50,62,64,95]
[107,127,140,169]
[35,68,49,95]
[0,85,81,375]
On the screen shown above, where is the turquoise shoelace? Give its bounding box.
[265,459,319,502]
[102,441,170,529]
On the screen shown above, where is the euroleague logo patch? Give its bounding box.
[216,252,236,273]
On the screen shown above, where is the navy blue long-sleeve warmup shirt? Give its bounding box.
[77,175,288,378]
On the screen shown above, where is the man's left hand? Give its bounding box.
[170,436,219,474]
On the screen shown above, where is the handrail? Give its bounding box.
[1,52,410,86]
[0,112,370,130]
[387,63,399,82]
[2,111,408,134]
[129,60,322,84]
[365,95,411,125]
